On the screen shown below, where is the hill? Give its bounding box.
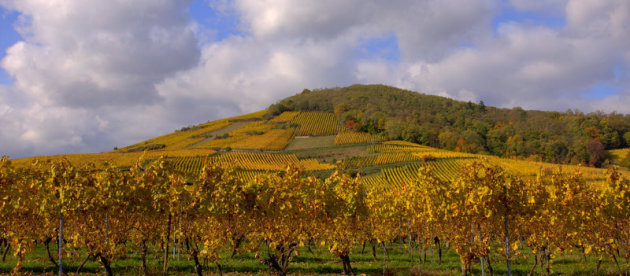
[12,84,630,184]
[271,84,630,166]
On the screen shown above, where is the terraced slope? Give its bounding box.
[12,109,629,189]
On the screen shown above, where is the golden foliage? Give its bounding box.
[269,111,300,122]
[292,112,342,136]
[334,131,385,145]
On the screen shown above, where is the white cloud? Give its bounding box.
[155,35,358,120]
[0,0,202,157]
[234,0,495,60]
[358,0,629,111]
[1,0,200,107]
[510,0,568,15]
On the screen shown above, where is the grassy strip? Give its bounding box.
[0,241,622,275]
[285,135,336,151]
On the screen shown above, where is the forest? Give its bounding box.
[270,84,630,167]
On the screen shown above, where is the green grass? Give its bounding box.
[286,144,369,163]
[285,135,336,151]
[1,241,624,275]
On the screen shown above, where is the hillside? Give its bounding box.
[13,84,630,185]
[271,84,630,166]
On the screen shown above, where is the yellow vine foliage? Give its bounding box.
[269,111,300,122]
[334,131,385,145]
[3,153,630,275]
[292,112,342,136]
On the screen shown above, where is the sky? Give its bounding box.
[0,0,629,158]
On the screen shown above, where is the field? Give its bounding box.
[113,110,268,152]
[171,151,334,174]
[6,109,630,276]
[291,112,342,136]
[186,121,252,148]
[609,148,630,162]
[12,108,629,184]
[11,149,217,169]
[286,135,336,150]
[334,131,385,145]
[228,128,296,151]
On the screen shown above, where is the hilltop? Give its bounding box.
[271,84,630,166]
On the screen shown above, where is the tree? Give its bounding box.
[385,119,405,140]
[246,166,324,276]
[624,132,630,147]
[506,134,525,157]
[23,160,62,270]
[479,101,486,112]
[124,160,164,275]
[599,120,621,148]
[0,157,39,273]
[598,167,630,275]
[366,180,405,267]
[456,137,471,153]
[586,139,606,167]
[66,161,135,276]
[521,168,595,275]
[413,166,450,265]
[486,124,514,157]
[443,160,528,276]
[584,126,601,139]
[194,163,251,276]
[438,130,458,150]
[322,170,370,275]
[548,141,569,163]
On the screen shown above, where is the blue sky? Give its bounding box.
[0,7,19,85]
[492,1,566,31]
[0,0,629,158]
[188,0,240,42]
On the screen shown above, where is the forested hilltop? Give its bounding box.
[270,84,630,166]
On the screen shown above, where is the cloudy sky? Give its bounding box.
[1,0,629,158]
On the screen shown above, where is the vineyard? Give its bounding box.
[269,111,299,122]
[228,120,276,136]
[609,148,630,162]
[291,112,342,136]
[2,156,630,276]
[228,128,296,151]
[5,108,630,275]
[197,120,280,150]
[384,140,424,147]
[111,110,270,153]
[11,149,217,169]
[380,159,468,188]
[171,151,334,174]
[367,143,439,153]
[119,119,231,151]
[343,143,475,170]
[361,173,388,188]
[334,131,385,145]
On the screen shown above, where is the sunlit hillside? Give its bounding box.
[14,106,630,187]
